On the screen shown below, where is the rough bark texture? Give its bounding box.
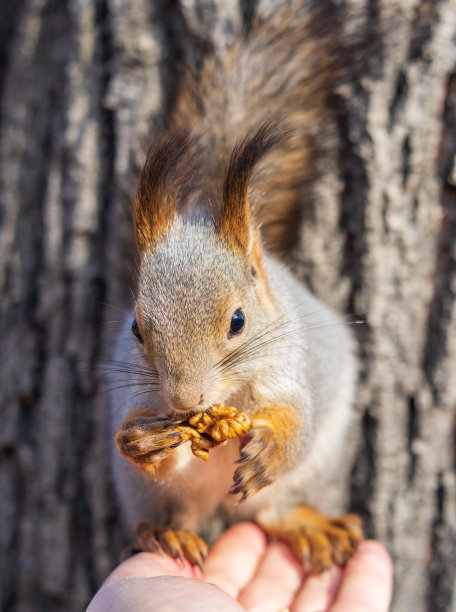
[0,1,455,610]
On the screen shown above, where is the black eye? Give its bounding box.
[228,309,245,337]
[131,319,143,343]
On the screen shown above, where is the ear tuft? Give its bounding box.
[134,130,200,252]
[217,122,288,253]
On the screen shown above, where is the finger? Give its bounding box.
[105,551,202,585]
[291,566,343,612]
[88,576,245,612]
[238,540,304,612]
[203,522,268,599]
[330,540,393,612]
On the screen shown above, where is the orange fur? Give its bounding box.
[128,521,208,568]
[252,404,303,465]
[231,404,303,499]
[113,3,366,571]
[217,123,286,254]
[167,6,361,256]
[134,189,174,253]
[257,507,363,573]
[250,228,276,308]
[115,411,186,478]
[134,131,201,253]
[134,122,295,259]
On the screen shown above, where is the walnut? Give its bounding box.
[188,402,252,442]
[174,403,252,461]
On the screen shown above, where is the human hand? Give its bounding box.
[87,522,392,612]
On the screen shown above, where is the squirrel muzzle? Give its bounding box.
[162,375,208,413]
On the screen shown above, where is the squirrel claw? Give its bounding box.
[235,491,249,504]
[234,452,251,464]
[229,429,275,499]
[257,507,364,573]
[229,481,245,496]
[127,521,207,569]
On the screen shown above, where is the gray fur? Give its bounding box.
[109,217,357,533]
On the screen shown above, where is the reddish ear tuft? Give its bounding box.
[217,122,286,253]
[134,130,199,252]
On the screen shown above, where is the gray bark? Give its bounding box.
[0,1,455,611]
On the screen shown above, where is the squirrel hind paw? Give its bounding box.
[258,507,363,573]
[126,521,208,570]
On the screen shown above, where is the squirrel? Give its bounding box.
[109,3,364,573]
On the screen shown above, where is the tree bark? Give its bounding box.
[0,1,455,610]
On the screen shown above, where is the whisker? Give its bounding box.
[98,301,132,316]
[95,359,160,376]
[102,383,161,395]
[96,369,160,380]
[216,317,362,374]
[215,314,302,371]
[214,313,291,370]
[100,320,127,326]
[109,389,163,421]
[100,375,159,383]
[214,305,348,372]
[114,387,163,407]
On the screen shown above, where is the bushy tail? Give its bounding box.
[167,3,372,255]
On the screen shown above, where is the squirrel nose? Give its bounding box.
[163,380,205,413]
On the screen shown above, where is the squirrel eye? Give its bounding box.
[131,319,143,343]
[228,309,245,337]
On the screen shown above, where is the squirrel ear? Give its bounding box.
[134,130,195,253]
[217,123,285,254]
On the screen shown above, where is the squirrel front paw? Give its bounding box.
[115,416,197,474]
[229,427,280,501]
[115,404,252,470]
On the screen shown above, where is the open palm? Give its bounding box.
[88,522,392,612]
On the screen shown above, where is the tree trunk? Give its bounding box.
[0,1,455,610]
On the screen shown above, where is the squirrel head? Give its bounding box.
[132,125,283,414]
